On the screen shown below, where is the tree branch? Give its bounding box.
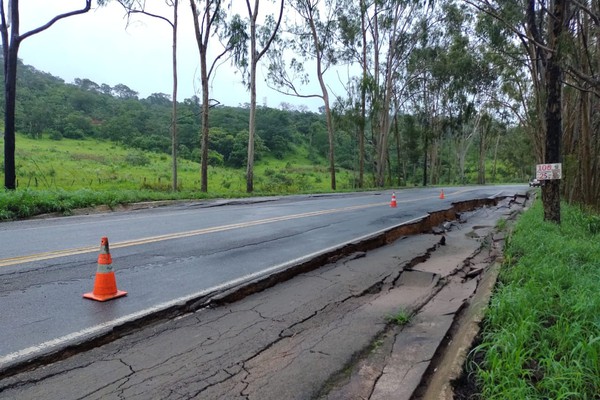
[19,0,92,43]
[256,0,284,62]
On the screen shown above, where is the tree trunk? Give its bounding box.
[200,55,209,193]
[4,43,19,190]
[492,135,500,182]
[324,93,336,191]
[375,43,395,187]
[306,6,336,191]
[171,0,179,192]
[542,0,566,224]
[359,0,367,189]
[246,33,257,193]
[478,126,486,185]
[394,112,402,186]
[422,133,428,187]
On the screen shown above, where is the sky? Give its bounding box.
[17,0,325,110]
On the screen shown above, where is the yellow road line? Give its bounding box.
[0,188,473,268]
[0,202,386,267]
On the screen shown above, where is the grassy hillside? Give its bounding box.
[0,134,364,219]
[3,134,355,193]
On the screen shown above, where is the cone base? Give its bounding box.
[83,290,127,302]
[390,203,397,208]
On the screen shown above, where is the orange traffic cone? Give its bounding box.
[83,237,127,302]
[390,192,397,208]
[439,189,445,199]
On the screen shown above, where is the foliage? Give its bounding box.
[470,201,600,398]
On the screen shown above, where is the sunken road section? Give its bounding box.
[0,195,519,381]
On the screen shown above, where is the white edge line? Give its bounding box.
[0,214,428,368]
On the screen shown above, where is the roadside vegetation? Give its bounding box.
[466,200,600,398]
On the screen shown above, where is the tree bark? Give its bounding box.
[246,27,257,193]
[200,54,209,193]
[4,42,19,189]
[358,0,367,189]
[542,0,566,224]
[171,0,179,192]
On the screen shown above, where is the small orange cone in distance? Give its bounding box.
[439,189,445,199]
[83,237,127,302]
[390,192,397,208]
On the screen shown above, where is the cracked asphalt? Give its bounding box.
[0,197,526,399]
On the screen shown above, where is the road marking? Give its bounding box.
[0,188,474,268]
[0,215,427,368]
[0,202,386,267]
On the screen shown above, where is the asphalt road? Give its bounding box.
[0,185,526,371]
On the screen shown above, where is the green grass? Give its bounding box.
[386,309,411,326]
[0,134,365,220]
[470,200,600,399]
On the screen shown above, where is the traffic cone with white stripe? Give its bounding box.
[439,189,445,199]
[390,192,397,208]
[83,237,127,302]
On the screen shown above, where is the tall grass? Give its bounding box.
[471,201,600,399]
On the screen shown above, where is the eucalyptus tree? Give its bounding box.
[228,0,284,193]
[0,0,104,190]
[406,21,446,186]
[371,0,430,187]
[115,0,180,191]
[337,0,371,188]
[267,0,343,190]
[557,2,600,209]
[467,0,571,223]
[434,3,496,185]
[190,0,238,192]
[336,0,430,188]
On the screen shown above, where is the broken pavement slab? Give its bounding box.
[369,279,478,400]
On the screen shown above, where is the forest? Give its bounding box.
[1,0,600,212]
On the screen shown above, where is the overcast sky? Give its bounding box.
[17,0,325,110]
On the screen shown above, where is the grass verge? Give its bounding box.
[469,200,600,399]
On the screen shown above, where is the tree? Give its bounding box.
[0,0,101,189]
[190,0,235,192]
[229,0,283,193]
[337,0,371,188]
[116,0,181,191]
[371,0,419,187]
[467,0,569,222]
[267,0,342,190]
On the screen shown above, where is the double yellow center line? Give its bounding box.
[0,201,388,268]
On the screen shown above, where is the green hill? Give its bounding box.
[4,133,346,194]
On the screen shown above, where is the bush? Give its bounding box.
[125,151,150,166]
[47,129,63,140]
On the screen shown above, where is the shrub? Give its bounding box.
[125,151,150,166]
